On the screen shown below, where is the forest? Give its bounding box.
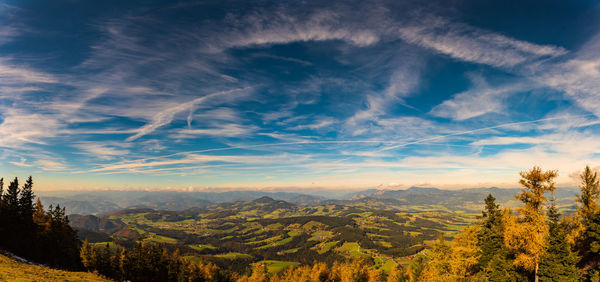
[0,165,599,281]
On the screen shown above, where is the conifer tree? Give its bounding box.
[575,165,600,274]
[419,236,452,281]
[19,176,35,219]
[2,178,20,249]
[582,213,600,279]
[80,239,97,270]
[0,177,4,204]
[0,178,4,234]
[406,255,425,282]
[504,166,557,282]
[33,198,49,230]
[478,194,503,269]
[4,177,19,215]
[576,165,600,223]
[386,264,407,282]
[538,197,579,281]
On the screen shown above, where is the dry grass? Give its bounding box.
[0,253,109,281]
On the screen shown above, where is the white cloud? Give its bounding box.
[534,34,600,117]
[73,142,131,160]
[8,157,32,167]
[36,159,68,171]
[126,88,250,141]
[470,136,557,146]
[175,124,255,138]
[0,58,56,85]
[430,74,530,120]
[397,16,567,68]
[0,109,62,148]
[215,10,379,50]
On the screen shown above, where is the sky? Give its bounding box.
[1,0,600,190]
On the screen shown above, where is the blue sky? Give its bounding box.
[1,0,600,190]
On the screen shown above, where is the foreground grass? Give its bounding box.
[0,253,109,281]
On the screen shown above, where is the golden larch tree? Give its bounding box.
[504,166,557,282]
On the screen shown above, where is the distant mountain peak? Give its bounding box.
[253,196,276,203]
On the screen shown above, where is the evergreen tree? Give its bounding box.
[582,212,600,279]
[478,194,504,270]
[538,197,580,281]
[19,176,35,219]
[2,178,20,250]
[4,177,20,215]
[575,165,600,273]
[0,177,4,204]
[0,178,4,235]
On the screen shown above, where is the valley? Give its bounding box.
[71,193,482,274]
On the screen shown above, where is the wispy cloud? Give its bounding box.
[430,74,530,120]
[72,142,131,160]
[126,88,252,141]
[0,109,62,148]
[175,124,255,138]
[0,58,57,85]
[397,16,567,68]
[214,9,380,50]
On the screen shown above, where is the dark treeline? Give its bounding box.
[0,176,80,269]
[80,241,229,281]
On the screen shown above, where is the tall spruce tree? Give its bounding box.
[4,177,19,215]
[0,178,4,234]
[537,197,579,281]
[19,176,35,219]
[575,165,600,273]
[0,177,4,204]
[479,194,503,267]
[477,194,521,281]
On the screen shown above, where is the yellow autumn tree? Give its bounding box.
[504,166,556,282]
[419,237,451,281]
[448,225,480,278]
[419,226,481,281]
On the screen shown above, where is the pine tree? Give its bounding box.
[582,212,600,279]
[576,166,600,224]
[504,166,557,282]
[33,198,49,230]
[575,165,600,273]
[478,194,504,270]
[387,264,408,282]
[0,178,4,235]
[80,239,97,270]
[0,177,4,204]
[4,177,20,215]
[538,197,580,281]
[419,236,452,281]
[19,176,35,219]
[2,178,20,252]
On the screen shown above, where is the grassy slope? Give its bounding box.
[0,254,109,281]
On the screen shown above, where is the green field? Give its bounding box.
[74,195,478,274]
[254,260,299,273]
[188,244,216,251]
[214,252,253,259]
